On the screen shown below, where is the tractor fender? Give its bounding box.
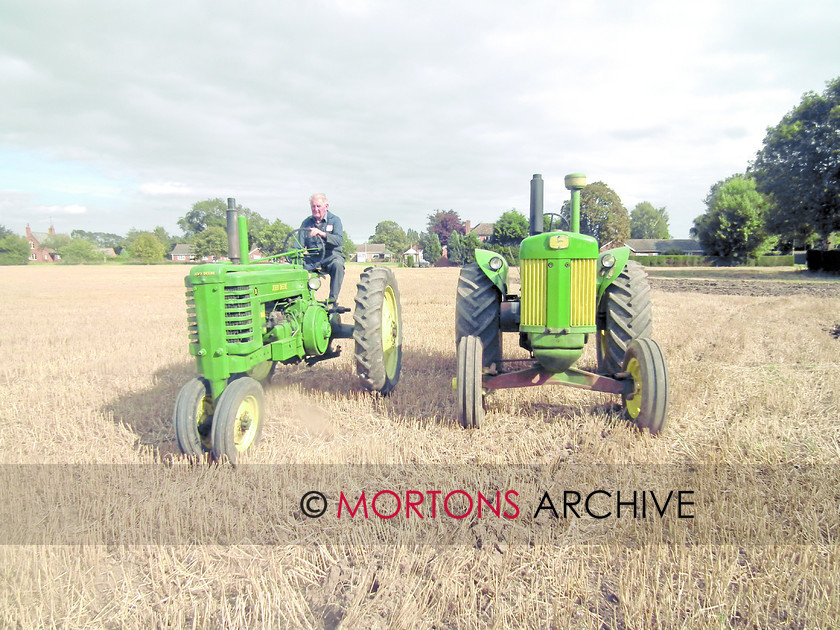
[474,249,509,295]
[596,246,632,301]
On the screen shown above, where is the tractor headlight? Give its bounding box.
[600,253,616,275]
[307,277,321,291]
[488,256,504,271]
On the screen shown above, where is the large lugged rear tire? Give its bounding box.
[354,267,402,395]
[597,260,652,375]
[455,263,502,369]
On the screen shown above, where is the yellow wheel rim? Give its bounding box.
[233,394,260,451]
[381,285,400,378]
[194,395,213,451]
[625,357,642,419]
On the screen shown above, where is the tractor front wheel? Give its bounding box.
[457,335,485,429]
[353,267,402,394]
[173,378,213,456]
[211,377,265,465]
[621,338,668,434]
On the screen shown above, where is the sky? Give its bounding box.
[1,0,839,243]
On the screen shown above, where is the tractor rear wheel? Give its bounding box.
[353,267,402,394]
[211,376,265,465]
[173,378,213,456]
[457,335,485,429]
[597,260,652,375]
[456,263,502,370]
[621,338,668,434]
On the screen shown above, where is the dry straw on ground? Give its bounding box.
[1,264,839,628]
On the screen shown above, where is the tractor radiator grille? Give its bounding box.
[224,285,254,344]
[569,259,596,327]
[185,287,198,343]
[520,259,547,327]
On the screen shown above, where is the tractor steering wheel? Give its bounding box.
[281,228,326,269]
[543,212,568,233]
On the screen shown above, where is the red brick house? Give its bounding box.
[26,224,68,263]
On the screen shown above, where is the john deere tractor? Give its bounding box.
[455,174,668,432]
[173,199,402,464]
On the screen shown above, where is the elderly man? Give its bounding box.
[300,193,345,304]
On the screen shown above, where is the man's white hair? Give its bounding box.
[309,193,328,204]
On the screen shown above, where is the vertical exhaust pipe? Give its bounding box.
[226,197,241,264]
[564,174,587,234]
[529,174,544,236]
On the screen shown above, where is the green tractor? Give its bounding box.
[173,199,402,464]
[455,174,668,432]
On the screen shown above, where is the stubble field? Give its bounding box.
[1,264,839,628]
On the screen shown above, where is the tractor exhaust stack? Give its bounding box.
[564,174,586,234]
[529,174,544,236]
[226,198,241,264]
[225,197,249,264]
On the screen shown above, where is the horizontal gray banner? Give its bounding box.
[0,463,833,545]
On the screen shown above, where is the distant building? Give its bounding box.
[355,243,393,263]
[169,243,236,263]
[170,243,194,262]
[25,224,68,263]
[402,246,426,267]
[467,221,495,243]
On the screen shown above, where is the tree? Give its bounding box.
[691,174,777,261]
[253,219,293,256]
[447,230,482,266]
[71,230,126,252]
[130,232,166,262]
[343,231,357,258]
[369,221,409,256]
[427,210,465,247]
[559,182,630,245]
[192,226,228,260]
[57,238,102,263]
[405,228,420,246]
[630,202,671,239]
[418,231,442,264]
[751,76,840,247]
[177,198,265,243]
[42,233,71,251]
[0,232,29,265]
[490,209,529,246]
[152,226,175,253]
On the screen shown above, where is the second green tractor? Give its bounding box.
[455,173,669,432]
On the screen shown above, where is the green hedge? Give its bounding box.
[630,254,795,267]
[748,255,795,267]
[629,255,711,267]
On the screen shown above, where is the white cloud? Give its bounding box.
[140,182,194,196]
[44,204,87,215]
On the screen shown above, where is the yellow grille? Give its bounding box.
[520,259,547,327]
[570,258,596,326]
